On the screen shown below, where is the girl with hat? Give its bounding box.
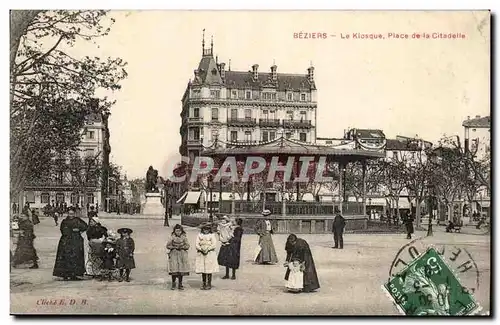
[116,228,135,282]
[254,210,278,265]
[166,224,190,290]
[195,222,219,290]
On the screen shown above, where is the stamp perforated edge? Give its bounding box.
[382,244,483,316]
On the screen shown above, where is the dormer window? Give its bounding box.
[245,91,252,100]
[287,92,293,101]
[231,90,238,99]
[210,90,220,99]
[192,89,201,98]
[211,68,218,75]
[300,93,306,101]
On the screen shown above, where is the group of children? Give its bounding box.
[98,227,136,282]
[88,215,306,293]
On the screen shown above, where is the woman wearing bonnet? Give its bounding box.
[254,210,278,265]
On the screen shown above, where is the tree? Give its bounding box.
[10,10,43,73]
[401,148,433,227]
[372,158,407,221]
[343,160,383,203]
[130,178,145,204]
[10,10,128,201]
[430,146,465,222]
[51,151,102,215]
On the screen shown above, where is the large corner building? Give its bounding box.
[179,37,318,161]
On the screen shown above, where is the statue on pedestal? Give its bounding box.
[145,166,159,193]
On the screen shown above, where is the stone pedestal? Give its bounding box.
[141,192,164,216]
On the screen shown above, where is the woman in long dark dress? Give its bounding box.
[284,234,320,292]
[254,210,278,265]
[12,213,39,269]
[53,207,88,280]
[218,218,244,279]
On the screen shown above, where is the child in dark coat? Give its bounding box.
[116,228,135,282]
[101,241,117,282]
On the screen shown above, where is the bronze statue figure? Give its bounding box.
[145,166,159,193]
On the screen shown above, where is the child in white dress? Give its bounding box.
[286,257,305,293]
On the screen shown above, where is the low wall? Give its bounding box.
[181,213,370,234]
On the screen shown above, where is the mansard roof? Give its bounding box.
[462,116,490,128]
[193,54,315,91]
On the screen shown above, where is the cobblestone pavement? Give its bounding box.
[10,217,491,315]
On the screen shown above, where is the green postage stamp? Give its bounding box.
[383,247,481,316]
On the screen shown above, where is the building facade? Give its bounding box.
[179,38,318,162]
[23,111,109,211]
[462,115,491,216]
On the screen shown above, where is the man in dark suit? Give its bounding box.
[332,207,346,249]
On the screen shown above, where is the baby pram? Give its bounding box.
[87,233,121,281]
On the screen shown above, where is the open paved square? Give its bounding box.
[10,217,491,315]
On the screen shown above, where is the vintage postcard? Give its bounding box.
[9,10,491,316]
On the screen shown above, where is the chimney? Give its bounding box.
[467,116,470,120]
[307,66,314,83]
[271,65,277,81]
[475,115,480,118]
[252,64,259,81]
[220,62,226,80]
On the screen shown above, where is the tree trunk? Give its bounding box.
[395,197,400,220]
[415,199,422,228]
[10,10,42,73]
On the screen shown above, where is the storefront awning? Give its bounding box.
[302,193,315,202]
[176,192,188,204]
[179,191,201,205]
[367,198,387,206]
[207,192,240,202]
[478,201,490,208]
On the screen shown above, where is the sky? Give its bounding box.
[65,10,490,179]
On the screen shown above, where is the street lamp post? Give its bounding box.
[427,184,434,237]
[163,180,170,227]
[208,174,214,223]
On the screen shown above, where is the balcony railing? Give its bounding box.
[188,116,202,122]
[259,119,281,127]
[187,139,202,146]
[227,118,256,126]
[283,119,313,128]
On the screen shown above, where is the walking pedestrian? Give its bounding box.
[254,210,278,265]
[166,224,190,290]
[403,212,415,239]
[12,213,39,269]
[195,222,219,290]
[332,207,346,249]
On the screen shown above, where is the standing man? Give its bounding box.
[87,206,98,222]
[403,211,415,239]
[332,207,346,249]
